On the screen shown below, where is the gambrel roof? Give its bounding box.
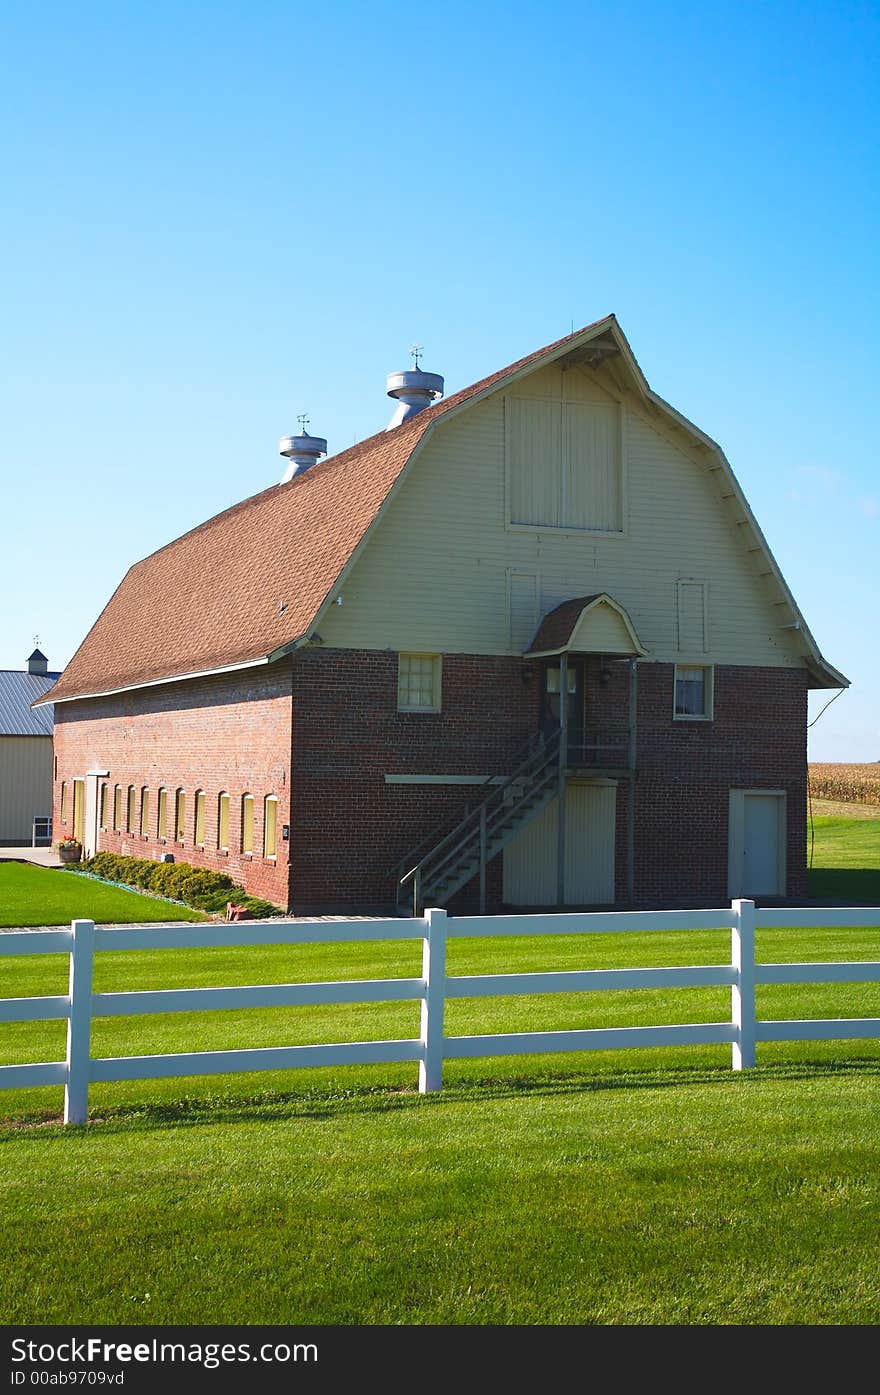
[526,596,647,659]
[40,316,846,705]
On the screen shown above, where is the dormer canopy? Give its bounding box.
[525,594,647,659]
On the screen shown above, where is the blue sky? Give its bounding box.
[1,0,877,759]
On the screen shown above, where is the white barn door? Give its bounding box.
[728,789,786,898]
[503,782,616,906]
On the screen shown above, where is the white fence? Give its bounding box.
[2,899,879,1125]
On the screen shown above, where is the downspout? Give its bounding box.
[626,659,638,903]
[557,652,568,906]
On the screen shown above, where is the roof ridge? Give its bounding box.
[46,317,621,703]
[129,318,614,570]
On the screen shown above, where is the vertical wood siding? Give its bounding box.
[0,737,53,841]
[563,400,621,531]
[503,782,617,905]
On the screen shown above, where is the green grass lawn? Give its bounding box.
[0,860,207,926]
[808,815,880,901]
[0,814,878,1325]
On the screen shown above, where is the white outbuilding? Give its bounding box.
[0,649,60,845]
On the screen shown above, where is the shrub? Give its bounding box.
[70,852,280,916]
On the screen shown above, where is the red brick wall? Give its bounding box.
[289,651,807,912]
[623,662,808,905]
[52,650,808,914]
[290,648,540,911]
[52,666,294,907]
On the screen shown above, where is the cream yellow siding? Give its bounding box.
[568,602,639,656]
[319,361,803,670]
[0,736,53,842]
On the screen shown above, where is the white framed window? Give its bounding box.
[157,787,168,840]
[398,653,442,712]
[674,665,713,720]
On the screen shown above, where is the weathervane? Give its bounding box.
[296,413,310,433]
[33,634,40,648]
[409,343,424,369]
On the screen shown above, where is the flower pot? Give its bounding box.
[58,844,82,864]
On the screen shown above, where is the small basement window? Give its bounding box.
[674,665,713,720]
[398,653,442,712]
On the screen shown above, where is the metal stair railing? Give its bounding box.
[390,730,547,905]
[397,728,562,916]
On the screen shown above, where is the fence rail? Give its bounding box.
[2,900,880,1124]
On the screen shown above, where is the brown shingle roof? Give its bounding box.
[525,598,602,656]
[45,319,614,703]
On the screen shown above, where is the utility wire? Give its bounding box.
[806,687,847,868]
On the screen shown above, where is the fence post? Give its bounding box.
[64,919,96,1125]
[419,907,447,1094]
[731,898,756,1071]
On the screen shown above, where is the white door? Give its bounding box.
[83,775,100,859]
[503,782,616,906]
[81,775,107,859]
[729,790,786,897]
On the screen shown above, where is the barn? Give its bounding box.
[41,317,847,912]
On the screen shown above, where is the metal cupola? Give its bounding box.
[385,344,444,430]
[279,415,328,482]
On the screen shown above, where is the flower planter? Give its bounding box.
[58,844,82,864]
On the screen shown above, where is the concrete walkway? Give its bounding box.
[0,845,62,868]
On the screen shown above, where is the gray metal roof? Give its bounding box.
[0,671,61,736]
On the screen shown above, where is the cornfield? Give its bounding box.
[809,763,880,806]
